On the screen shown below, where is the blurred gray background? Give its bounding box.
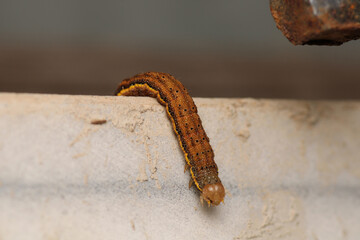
[0,0,359,99]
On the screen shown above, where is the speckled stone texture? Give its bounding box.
[0,93,359,240]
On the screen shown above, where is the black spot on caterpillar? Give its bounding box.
[115,72,225,206]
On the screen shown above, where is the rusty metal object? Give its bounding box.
[270,0,360,45]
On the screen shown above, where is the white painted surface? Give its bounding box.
[0,93,359,240]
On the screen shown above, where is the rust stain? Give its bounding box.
[90,119,107,125]
[270,0,360,45]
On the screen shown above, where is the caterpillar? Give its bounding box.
[115,72,225,206]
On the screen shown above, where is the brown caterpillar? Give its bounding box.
[115,72,225,206]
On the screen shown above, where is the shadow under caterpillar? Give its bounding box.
[115,72,225,206]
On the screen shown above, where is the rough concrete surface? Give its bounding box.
[0,93,359,240]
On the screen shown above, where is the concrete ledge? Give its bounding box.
[0,93,359,240]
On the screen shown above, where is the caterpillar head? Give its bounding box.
[201,183,225,206]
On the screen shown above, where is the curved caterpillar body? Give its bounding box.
[115,72,225,206]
